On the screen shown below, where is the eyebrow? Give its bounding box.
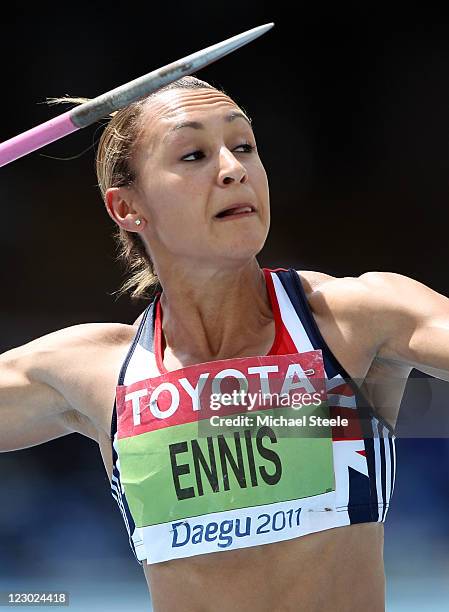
[165,111,252,138]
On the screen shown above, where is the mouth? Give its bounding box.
[214,203,257,220]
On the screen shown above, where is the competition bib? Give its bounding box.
[116,350,336,563]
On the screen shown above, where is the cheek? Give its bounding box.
[252,164,269,196]
[147,179,203,230]
[142,171,197,209]
[165,172,212,209]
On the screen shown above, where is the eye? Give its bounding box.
[181,143,255,162]
[182,150,206,162]
[234,143,255,153]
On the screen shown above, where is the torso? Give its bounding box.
[65,270,408,612]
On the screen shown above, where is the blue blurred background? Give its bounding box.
[2,1,449,610]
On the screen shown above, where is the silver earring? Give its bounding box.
[135,219,142,226]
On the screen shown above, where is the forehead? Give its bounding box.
[137,89,248,146]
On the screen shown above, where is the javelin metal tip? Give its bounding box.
[0,22,275,167]
[71,21,275,128]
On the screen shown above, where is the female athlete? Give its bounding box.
[2,75,449,612]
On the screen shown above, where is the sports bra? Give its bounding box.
[110,267,396,565]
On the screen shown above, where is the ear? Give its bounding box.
[105,187,146,232]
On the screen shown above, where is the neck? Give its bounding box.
[157,259,274,362]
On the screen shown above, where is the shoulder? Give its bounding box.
[339,270,449,323]
[295,269,368,308]
[295,270,338,295]
[294,269,377,335]
[2,322,138,439]
[17,322,137,389]
[3,322,135,364]
[295,268,429,314]
[297,269,449,353]
[295,268,427,309]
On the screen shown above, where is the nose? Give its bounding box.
[217,147,248,186]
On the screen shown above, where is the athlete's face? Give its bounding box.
[109,88,270,272]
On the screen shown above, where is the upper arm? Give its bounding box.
[358,271,449,379]
[0,323,124,451]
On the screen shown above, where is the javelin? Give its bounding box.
[0,23,274,168]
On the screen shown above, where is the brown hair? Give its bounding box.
[47,76,226,300]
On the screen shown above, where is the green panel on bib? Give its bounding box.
[118,402,335,527]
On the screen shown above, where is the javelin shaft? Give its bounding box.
[0,23,273,168]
